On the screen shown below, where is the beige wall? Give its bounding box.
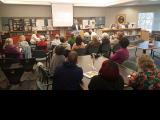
[74,5,160,27]
[0,4,52,17]
[105,5,160,27]
[1,4,160,28]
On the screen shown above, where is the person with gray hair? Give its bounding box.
[98,33,111,58]
[18,35,32,59]
[83,32,91,44]
[50,46,65,76]
[53,51,83,90]
[86,33,101,54]
[30,30,40,44]
[59,36,71,50]
[3,38,23,59]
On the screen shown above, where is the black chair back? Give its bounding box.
[75,48,86,56]
[36,46,47,50]
[32,50,47,58]
[0,58,24,85]
[0,58,19,68]
[38,66,52,90]
[100,43,111,58]
[2,68,24,85]
[20,58,36,72]
[5,53,18,59]
[86,45,100,55]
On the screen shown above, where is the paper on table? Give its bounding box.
[83,71,98,79]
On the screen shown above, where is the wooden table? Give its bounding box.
[78,55,134,90]
[135,41,160,56]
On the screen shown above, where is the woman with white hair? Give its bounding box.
[98,33,111,58]
[86,33,101,54]
[51,34,61,46]
[102,33,110,39]
[91,32,97,41]
[3,38,22,59]
[30,30,40,44]
[83,32,91,44]
[18,35,29,48]
[37,35,47,52]
[18,35,32,59]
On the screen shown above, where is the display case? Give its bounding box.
[9,18,24,31]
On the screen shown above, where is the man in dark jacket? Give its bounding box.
[53,51,83,90]
[72,20,81,31]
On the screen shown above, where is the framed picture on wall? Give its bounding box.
[117,14,126,24]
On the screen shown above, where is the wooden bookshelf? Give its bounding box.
[101,28,142,41]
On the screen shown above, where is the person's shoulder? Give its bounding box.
[76,65,83,71]
[115,48,124,53]
[91,75,101,81]
[89,75,102,88]
[55,64,64,71]
[119,75,125,82]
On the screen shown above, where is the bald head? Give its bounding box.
[67,51,78,64]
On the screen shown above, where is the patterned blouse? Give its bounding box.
[129,70,160,90]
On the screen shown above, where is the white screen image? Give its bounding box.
[52,3,73,27]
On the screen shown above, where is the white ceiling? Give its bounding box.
[115,0,160,6]
[1,0,160,7]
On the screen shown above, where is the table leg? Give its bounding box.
[143,49,146,54]
[135,47,138,57]
[151,49,153,58]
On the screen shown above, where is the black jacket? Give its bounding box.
[72,24,81,31]
[53,61,83,90]
[88,75,124,90]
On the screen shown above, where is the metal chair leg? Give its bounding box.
[135,47,138,57]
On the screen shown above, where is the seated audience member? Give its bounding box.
[72,35,86,51]
[59,36,71,50]
[0,32,3,54]
[98,33,111,58]
[3,38,22,59]
[83,32,91,44]
[18,35,29,48]
[53,51,83,90]
[51,34,61,46]
[0,31,10,51]
[111,31,125,53]
[129,55,160,90]
[37,35,47,52]
[50,46,66,76]
[91,32,97,41]
[88,60,124,90]
[68,33,76,47]
[110,37,129,64]
[18,35,32,59]
[86,33,101,54]
[110,34,119,47]
[30,30,40,44]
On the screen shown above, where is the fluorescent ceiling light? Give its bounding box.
[1,0,146,7]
